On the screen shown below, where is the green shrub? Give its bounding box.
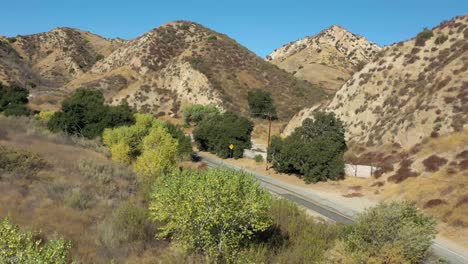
[163,122,192,160]
[247,89,277,119]
[207,35,217,41]
[0,218,71,264]
[268,112,346,183]
[36,111,56,124]
[182,104,219,126]
[415,28,433,46]
[7,37,17,43]
[47,88,134,139]
[434,35,448,45]
[0,83,31,116]
[193,111,253,159]
[149,167,272,262]
[254,154,264,163]
[95,54,105,61]
[327,201,436,264]
[3,104,31,116]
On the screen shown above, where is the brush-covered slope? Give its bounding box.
[0,36,38,87]
[5,27,125,88]
[285,15,467,148]
[67,21,325,119]
[266,25,381,93]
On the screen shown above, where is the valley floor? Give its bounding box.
[195,151,468,262]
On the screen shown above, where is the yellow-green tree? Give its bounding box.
[134,126,178,179]
[149,167,272,262]
[35,111,56,125]
[0,218,71,264]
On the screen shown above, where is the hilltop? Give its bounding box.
[0,22,326,119]
[266,25,381,92]
[283,15,468,236]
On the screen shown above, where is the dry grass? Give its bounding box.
[0,115,170,263]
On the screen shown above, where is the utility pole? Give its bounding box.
[266,113,272,171]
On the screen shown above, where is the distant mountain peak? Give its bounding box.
[266,25,381,92]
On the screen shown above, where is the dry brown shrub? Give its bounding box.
[456,150,468,159]
[342,192,363,198]
[455,195,468,208]
[422,155,448,172]
[423,199,446,209]
[370,181,385,187]
[459,159,468,170]
[388,159,419,183]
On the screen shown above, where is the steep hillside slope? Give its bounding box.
[5,27,125,88]
[0,37,38,87]
[285,15,467,147]
[267,25,381,92]
[67,21,325,119]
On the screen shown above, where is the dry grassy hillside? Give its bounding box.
[8,28,124,87]
[267,25,381,92]
[67,21,325,119]
[285,15,467,145]
[282,15,468,242]
[0,116,177,263]
[0,37,39,87]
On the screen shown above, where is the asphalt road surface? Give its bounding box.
[196,152,468,264]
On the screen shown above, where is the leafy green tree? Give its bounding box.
[103,113,187,164]
[325,201,436,264]
[193,111,253,158]
[47,88,134,139]
[0,84,31,116]
[3,104,31,117]
[134,126,178,179]
[247,89,277,119]
[182,104,220,126]
[163,122,192,160]
[0,218,71,264]
[268,111,346,183]
[36,111,56,124]
[149,168,272,262]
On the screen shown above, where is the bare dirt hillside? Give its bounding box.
[267,25,381,93]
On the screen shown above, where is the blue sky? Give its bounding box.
[0,0,466,57]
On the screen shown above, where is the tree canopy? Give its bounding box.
[47,88,135,139]
[149,167,272,262]
[247,89,277,119]
[0,83,31,117]
[268,111,346,183]
[182,104,220,126]
[193,111,253,159]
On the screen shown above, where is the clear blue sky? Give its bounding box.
[0,0,466,57]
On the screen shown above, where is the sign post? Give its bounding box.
[229,144,234,158]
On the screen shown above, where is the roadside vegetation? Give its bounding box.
[193,111,253,159]
[268,111,347,183]
[0,88,440,263]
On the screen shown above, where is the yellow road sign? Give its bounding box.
[229,144,234,150]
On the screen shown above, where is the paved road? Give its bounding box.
[196,152,468,264]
